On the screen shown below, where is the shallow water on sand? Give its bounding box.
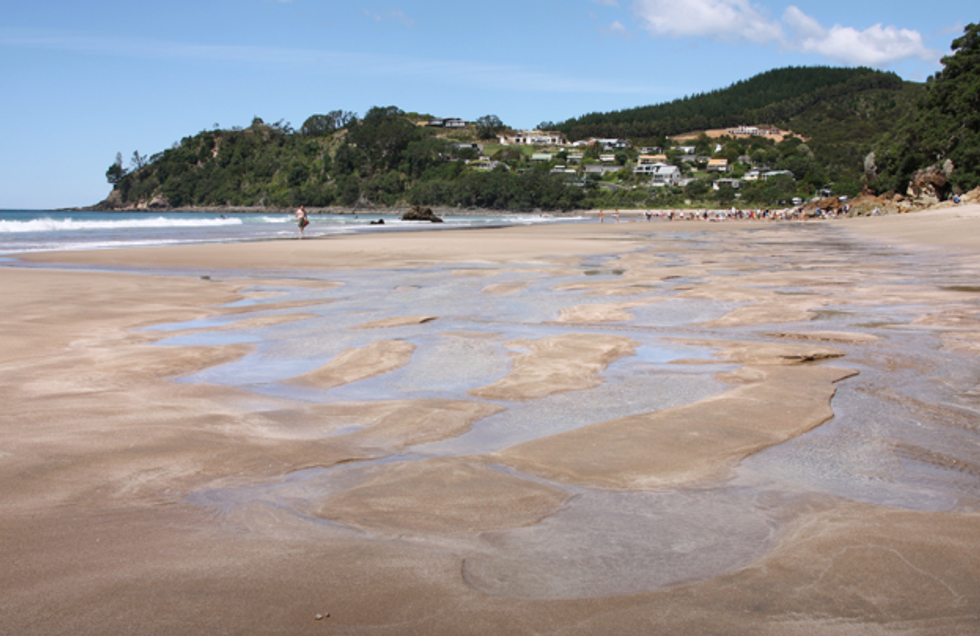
[163,223,980,599]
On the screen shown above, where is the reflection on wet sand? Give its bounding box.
[4,216,980,634]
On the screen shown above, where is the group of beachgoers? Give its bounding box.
[292,203,849,236]
[598,206,850,222]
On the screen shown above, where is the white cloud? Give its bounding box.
[632,0,783,44]
[629,1,941,68]
[782,6,940,66]
[593,0,620,7]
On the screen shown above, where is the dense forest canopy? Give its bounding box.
[871,22,980,195]
[554,67,904,140]
[101,31,979,213]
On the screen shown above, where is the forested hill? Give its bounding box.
[555,66,905,140]
[96,51,980,212]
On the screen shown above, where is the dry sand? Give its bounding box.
[3,210,980,634]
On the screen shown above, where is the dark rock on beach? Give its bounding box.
[401,206,443,223]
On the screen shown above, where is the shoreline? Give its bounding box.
[3,212,980,633]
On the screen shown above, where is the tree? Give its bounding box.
[130,150,147,171]
[300,114,335,136]
[106,152,126,184]
[872,23,980,193]
[685,179,708,199]
[302,110,357,136]
[475,114,504,140]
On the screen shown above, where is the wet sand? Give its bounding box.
[3,210,980,634]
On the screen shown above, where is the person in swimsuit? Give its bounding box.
[295,205,309,237]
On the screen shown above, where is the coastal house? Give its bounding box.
[567,153,584,164]
[428,117,468,128]
[713,178,743,190]
[639,146,663,154]
[599,154,617,163]
[592,138,630,150]
[550,165,577,175]
[469,158,506,171]
[531,153,554,163]
[585,164,623,177]
[498,130,567,146]
[637,154,668,165]
[676,145,697,154]
[761,170,794,180]
[707,158,730,173]
[634,162,681,186]
[727,125,783,137]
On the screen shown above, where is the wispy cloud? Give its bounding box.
[630,0,941,67]
[601,21,630,38]
[936,21,964,37]
[362,8,416,27]
[0,29,651,95]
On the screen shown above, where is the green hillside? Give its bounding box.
[99,40,980,212]
[554,66,906,140]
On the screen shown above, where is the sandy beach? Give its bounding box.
[3,208,980,634]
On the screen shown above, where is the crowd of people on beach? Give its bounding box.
[597,205,850,222]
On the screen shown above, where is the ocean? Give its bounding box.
[0,209,577,255]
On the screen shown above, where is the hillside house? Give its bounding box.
[599,154,617,163]
[469,158,506,171]
[727,125,783,137]
[707,158,730,173]
[713,178,743,190]
[428,118,467,128]
[585,164,623,177]
[498,130,567,146]
[761,170,794,180]
[637,154,668,165]
[592,138,630,150]
[634,162,681,186]
[531,153,554,163]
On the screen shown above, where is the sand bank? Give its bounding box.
[4,214,980,634]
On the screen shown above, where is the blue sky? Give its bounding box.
[1,0,972,208]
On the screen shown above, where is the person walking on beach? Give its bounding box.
[295,205,309,238]
[599,210,605,223]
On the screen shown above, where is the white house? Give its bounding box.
[634,162,681,186]
[429,117,467,128]
[762,170,794,180]
[585,164,623,176]
[592,138,630,150]
[498,130,567,146]
[713,178,743,190]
